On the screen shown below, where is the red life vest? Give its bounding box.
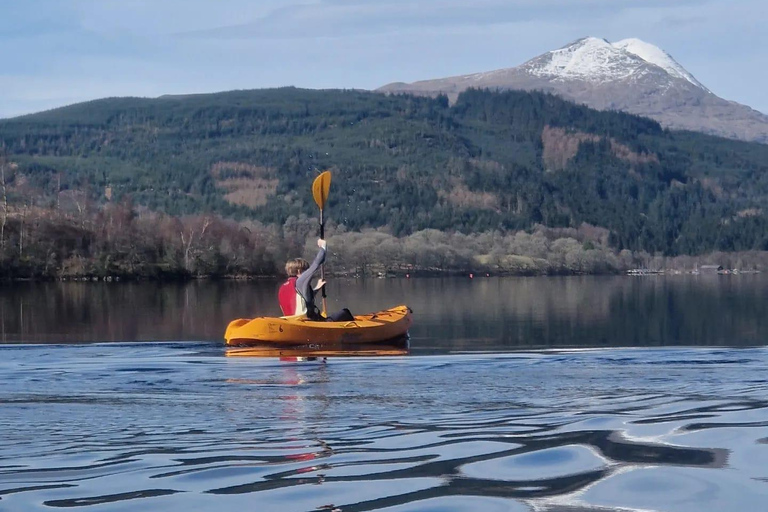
[278,277,299,316]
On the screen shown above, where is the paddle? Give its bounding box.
[312,171,332,315]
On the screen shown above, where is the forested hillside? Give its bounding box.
[1,87,767,278]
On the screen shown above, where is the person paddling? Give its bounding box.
[279,238,354,322]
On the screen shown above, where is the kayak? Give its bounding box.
[224,305,412,346]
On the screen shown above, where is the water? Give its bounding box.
[2,275,767,348]
[1,276,767,511]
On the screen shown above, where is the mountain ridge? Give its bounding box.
[378,37,768,144]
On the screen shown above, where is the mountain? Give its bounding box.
[378,37,768,144]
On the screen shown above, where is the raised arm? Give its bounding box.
[295,242,326,300]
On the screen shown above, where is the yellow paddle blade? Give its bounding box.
[312,171,332,210]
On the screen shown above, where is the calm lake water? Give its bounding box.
[2,275,768,348]
[1,276,767,511]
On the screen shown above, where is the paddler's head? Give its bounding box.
[285,258,310,277]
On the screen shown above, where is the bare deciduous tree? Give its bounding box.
[179,216,213,273]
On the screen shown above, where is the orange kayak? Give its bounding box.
[224,305,412,346]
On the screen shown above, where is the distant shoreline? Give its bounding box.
[2,267,762,284]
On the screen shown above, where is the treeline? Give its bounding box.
[2,198,765,280]
[1,87,768,257]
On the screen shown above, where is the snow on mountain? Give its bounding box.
[525,37,647,83]
[613,38,707,90]
[523,37,706,90]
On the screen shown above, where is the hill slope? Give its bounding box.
[1,87,768,256]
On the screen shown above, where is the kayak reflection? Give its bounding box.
[225,335,410,358]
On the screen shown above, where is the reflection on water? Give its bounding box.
[226,338,408,360]
[1,344,767,511]
[2,275,768,349]
[225,337,410,359]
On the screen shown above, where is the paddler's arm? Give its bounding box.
[295,240,326,299]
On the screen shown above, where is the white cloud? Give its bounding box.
[176,0,709,40]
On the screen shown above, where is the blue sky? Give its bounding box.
[1,0,766,118]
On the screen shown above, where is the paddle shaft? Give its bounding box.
[320,209,327,315]
[312,171,331,317]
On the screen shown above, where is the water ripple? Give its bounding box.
[1,345,767,511]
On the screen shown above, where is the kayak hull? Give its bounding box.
[224,305,412,346]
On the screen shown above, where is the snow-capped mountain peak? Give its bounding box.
[376,36,768,143]
[523,37,707,91]
[524,37,643,83]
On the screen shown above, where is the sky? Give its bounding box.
[1,0,766,119]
